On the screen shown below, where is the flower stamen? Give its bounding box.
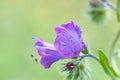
[31,54,39,63]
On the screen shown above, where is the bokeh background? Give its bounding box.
[0,0,119,80]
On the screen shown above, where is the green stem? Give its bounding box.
[105,0,116,11]
[79,54,100,63]
[99,0,116,11]
[109,28,120,55]
[109,27,120,75]
[104,0,120,77]
[91,0,116,10]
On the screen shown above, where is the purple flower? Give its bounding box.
[33,21,86,69]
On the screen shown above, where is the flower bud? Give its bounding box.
[66,62,76,70]
[88,0,108,24]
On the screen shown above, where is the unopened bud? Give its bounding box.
[66,62,76,70]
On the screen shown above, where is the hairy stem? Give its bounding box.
[98,0,116,11]
[105,0,116,11]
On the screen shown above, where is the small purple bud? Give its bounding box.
[66,62,76,70]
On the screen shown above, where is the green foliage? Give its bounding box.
[117,0,120,22]
[97,49,120,79]
[59,60,90,80]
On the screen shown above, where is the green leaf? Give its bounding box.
[97,49,119,78]
[66,70,73,80]
[117,0,120,22]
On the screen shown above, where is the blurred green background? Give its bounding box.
[0,0,119,80]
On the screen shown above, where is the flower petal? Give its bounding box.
[41,49,64,69]
[61,21,82,38]
[54,21,84,58]
[33,38,63,69]
[33,38,54,55]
